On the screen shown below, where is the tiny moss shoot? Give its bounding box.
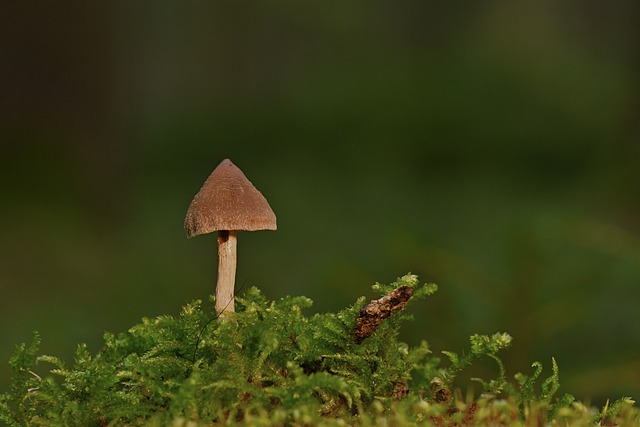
[1,275,638,426]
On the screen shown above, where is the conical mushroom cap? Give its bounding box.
[184,159,277,237]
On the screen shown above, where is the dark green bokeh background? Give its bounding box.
[1,2,639,405]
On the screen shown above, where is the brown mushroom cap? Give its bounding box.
[184,159,277,237]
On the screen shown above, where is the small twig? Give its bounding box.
[28,370,42,381]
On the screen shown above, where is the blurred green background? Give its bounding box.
[1,1,639,405]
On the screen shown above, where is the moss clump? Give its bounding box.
[1,274,638,426]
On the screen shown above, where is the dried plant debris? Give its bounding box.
[353,285,414,344]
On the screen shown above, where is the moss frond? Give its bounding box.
[1,275,637,426]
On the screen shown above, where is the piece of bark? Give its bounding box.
[353,285,414,344]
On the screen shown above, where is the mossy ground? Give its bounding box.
[1,275,638,426]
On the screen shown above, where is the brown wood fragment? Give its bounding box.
[353,285,414,344]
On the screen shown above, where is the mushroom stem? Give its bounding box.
[216,230,237,316]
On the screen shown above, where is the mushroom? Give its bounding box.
[185,159,276,316]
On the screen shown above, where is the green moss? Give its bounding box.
[1,274,638,426]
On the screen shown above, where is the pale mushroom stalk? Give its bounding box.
[185,159,276,317]
[216,230,237,313]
